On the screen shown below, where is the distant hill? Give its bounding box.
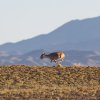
[0,50,100,66]
[0,16,100,65]
[0,16,100,54]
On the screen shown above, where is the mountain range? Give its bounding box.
[0,16,100,66]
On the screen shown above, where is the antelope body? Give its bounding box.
[40,51,65,64]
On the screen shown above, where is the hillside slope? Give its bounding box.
[0,16,100,54]
[0,65,100,99]
[1,50,100,66]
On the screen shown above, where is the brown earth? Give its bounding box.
[0,65,100,100]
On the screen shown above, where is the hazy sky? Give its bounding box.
[0,0,100,44]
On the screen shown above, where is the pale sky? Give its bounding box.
[0,0,100,44]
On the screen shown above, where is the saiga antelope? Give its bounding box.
[40,51,65,64]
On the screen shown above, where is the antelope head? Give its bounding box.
[40,52,46,59]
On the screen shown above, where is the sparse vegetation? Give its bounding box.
[0,65,100,99]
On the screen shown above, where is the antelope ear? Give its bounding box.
[42,51,45,54]
[41,49,45,54]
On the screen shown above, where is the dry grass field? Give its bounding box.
[0,65,100,100]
